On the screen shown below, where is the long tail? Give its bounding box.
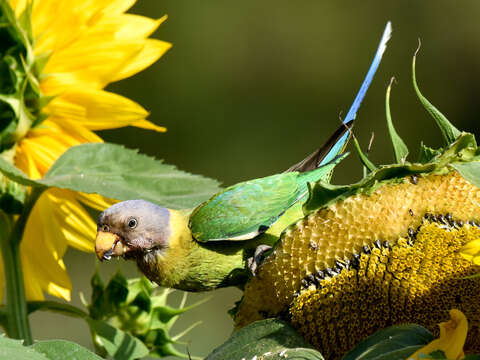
[288,22,392,173]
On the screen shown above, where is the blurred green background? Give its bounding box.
[30,0,480,358]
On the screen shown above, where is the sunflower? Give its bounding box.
[0,0,171,301]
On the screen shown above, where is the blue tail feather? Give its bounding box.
[320,22,392,166]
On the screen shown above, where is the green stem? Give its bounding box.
[0,187,43,344]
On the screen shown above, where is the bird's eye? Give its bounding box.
[102,224,109,232]
[127,218,137,229]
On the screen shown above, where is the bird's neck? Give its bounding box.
[136,209,193,286]
[136,209,249,292]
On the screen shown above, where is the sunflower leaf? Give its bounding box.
[412,47,460,145]
[0,333,48,360]
[451,161,480,189]
[44,143,221,209]
[385,77,408,163]
[31,340,103,360]
[342,324,433,360]
[206,319,323,360]
[27,301,88,319]
[0,143,222,209]
[352,135,377,173]
[0,156,39,187]
[418,142,442,164]
[87,318,150,360]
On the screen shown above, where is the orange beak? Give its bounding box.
[95,231,128,261]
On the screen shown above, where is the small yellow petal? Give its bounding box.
[9,0,26,14]
[47,117,103,144]
[76,192,117,212]
[95,14,166,41]
[47,280,72,301]
[103,0,136,15]
[14,144,42,179]
[39,189,98,253]
[22,259,46,301]
[19,135,67,176]
[33,0,114,54]
[112,39,172,82]
[131,119,167,133]
[460,239,480,265]
[44,88,149,130]
[21,191,74,300]
[43,40,144,87]
[409,309,467,360]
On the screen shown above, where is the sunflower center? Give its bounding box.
[289,217,480,360]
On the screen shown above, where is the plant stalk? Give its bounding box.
[0,187,43,344]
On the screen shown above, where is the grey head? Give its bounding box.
[95,200,171,260]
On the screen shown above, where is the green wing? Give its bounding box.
[189,173,300,242]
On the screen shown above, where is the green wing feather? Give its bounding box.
[189,156,344,242]
[189,173,300,242]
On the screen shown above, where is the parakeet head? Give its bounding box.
[95,200,171,261]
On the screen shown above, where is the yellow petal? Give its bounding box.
[112,39,172,82]
[44,88,150,130]
[32,0,114,54]
[21,190,74,300]
[76,192,117,212]
[95,14,166,41]
[131,119,166,132]
[21,259,47,301]
[14,143,42,179]
[460,238,480,265]
[409,309,467,360]
[17,138,59,177]
[17,121,79,176]
[47,117,103,143]
[17,118,97,172]
[103,0,136,15]
[9,0,26,15]
[44,41,144,88]
[51,189,97,252]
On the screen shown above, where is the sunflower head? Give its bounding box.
[233,48,480,359]
[0,0,172,302]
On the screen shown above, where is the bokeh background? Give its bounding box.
[30,0,480,358]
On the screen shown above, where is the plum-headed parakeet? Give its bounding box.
[95,23,392,292]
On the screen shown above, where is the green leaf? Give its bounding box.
[89,271,108,320]
[342,324,433,360]
[417,142,442,164]
[385,77,408,163]
[464,355,480,360]
[451,161,480,189]
[0,143,222,209]
[0,333,48,360]
[352,135,377,173]
[412,46,461,145]
[206,319,323,360]
[104,271,129,312]
[416,350,480,359]
[27,301,88,319]
[304,133,477,213]
[31,340,102,360]
[87,318,150,360]
[304,164,424,214]
[0,157,38,187]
